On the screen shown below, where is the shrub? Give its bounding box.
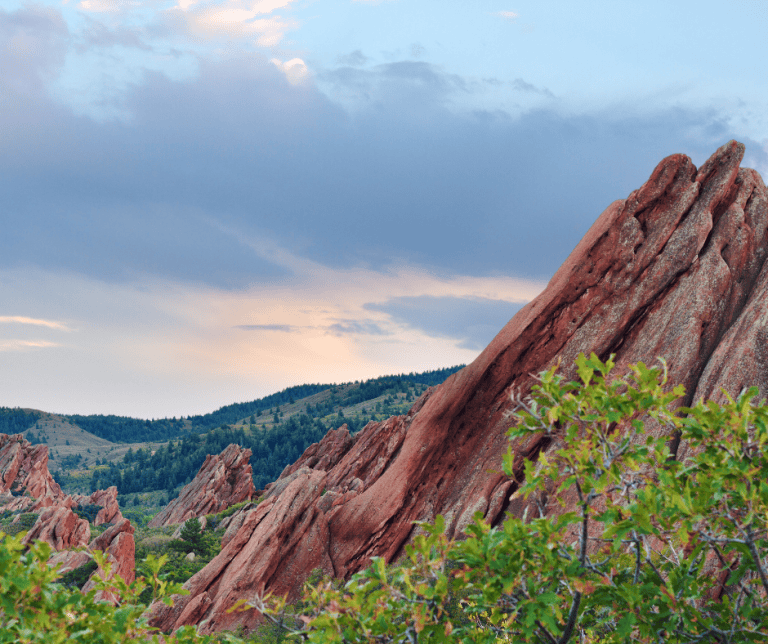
[0,531,212,643]
[73,504,103,523]
[255,354,768,643]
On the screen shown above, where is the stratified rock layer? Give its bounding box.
[150,140,768,635]
[149,444,256,527]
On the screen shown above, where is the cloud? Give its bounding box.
[235,324,298,332]
[325,320,391,336]
[364,296,526,350]
[0,340,62,352]
[270,57,309,84]
[0,5,68,100]
[512,77,554,98]
[0,13,757,295]
[0,316,72,331]
[336,50,370,67]
[165,0,298,45]
[496,11,519,21]
[78,0,140,14]
[75,16,153,52]
[236,321,393,336]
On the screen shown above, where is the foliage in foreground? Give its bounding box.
[7,354,768,643]
[0,531,220,643]
[253,354,768,643]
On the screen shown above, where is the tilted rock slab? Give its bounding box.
[150,140,768,634]
[0,434,66,510]
[48,516,136,600]
[148,443,256,528]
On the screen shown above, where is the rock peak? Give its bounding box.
[151,141,768,635]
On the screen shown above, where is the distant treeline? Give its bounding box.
[67,415,187,444]
[65,366,464,444]
[90,415,354,494]
[0,408,41,436]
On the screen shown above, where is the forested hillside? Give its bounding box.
[63,366,462,444]
[0,408,41,435]
[84,366,463,495]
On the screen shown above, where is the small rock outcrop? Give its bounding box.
[0,434,65,509]
[149,444,256,528]
[72,487,123,525]
[150,140,768,635]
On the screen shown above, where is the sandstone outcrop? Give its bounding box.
[150,140,768,635]
[273,424,354,481]
[0,434,65,510]
[0,433,135,593]
[149,444,256,527]
[21,505,90,550]
[72,486,123,525]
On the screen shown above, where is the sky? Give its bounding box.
[3,0,768,419]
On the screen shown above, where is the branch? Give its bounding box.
[744,526,768,598]
[556,591,582,644]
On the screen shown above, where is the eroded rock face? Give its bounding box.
[149,468,330,634]
[151,140,768,635]
[22,505,91,550]
[0,434,135,594]
[0,434,65,509]
[274,424,355,481]
[148,444,256,528]
[82,517,136,600]
[72,486,124,526]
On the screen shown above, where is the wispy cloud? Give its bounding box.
[78,0,141,14]
[336,50,370,67]
[512,77,554,98]
[496,11,519,21]
[0,316,72,331]
[325,320,391,337]
[0,340,62,351]
[235,321,391,336]
[235,324,298,332]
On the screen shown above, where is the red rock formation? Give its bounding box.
[0,434,65,509]
[0,434,135,592]
[22,505,91,550]
[49,517,136,581]
[82,517,136,600]
[149,468,329,633]
[150,140,768,635]
[274,424,354,481]
[149,444,256,527]
[72,487,124,525]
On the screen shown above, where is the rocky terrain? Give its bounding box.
[0,434,134,594]
[148,443,256,528]
[148,140,768,634]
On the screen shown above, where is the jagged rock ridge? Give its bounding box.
[150,140,768,634]
[0,434,134,593]
[149,443,256,528]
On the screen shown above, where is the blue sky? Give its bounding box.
[2,0,768,418]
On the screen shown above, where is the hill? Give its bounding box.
[8,366,464,495]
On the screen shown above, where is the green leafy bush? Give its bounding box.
[256,354,768,643]
[0,531,213,643]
